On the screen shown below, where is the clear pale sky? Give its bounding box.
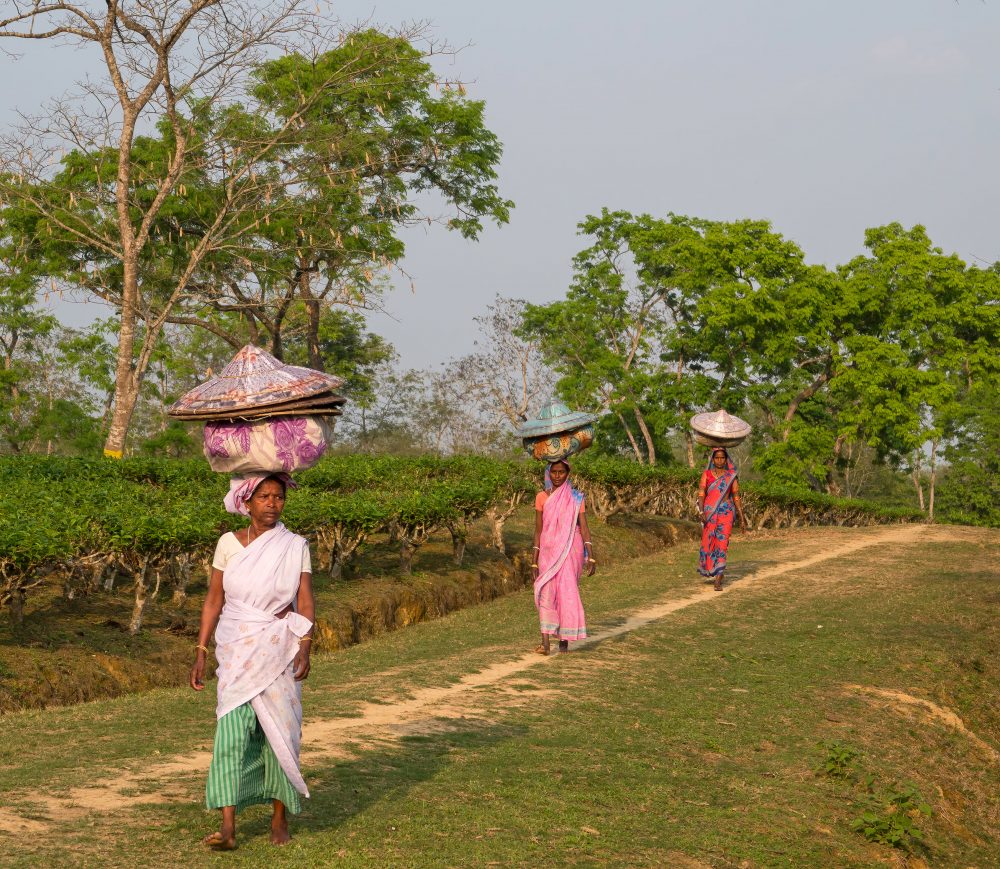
[2,1,998,368]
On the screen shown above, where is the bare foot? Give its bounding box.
[558,640,569,652]
[203,830,236,851]
[713,575,723,591]
[270,818,291,846]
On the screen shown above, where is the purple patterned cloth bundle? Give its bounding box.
[204,417,333,475]
[168,345,346,476]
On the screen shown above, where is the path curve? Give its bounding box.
[0,524,926,833]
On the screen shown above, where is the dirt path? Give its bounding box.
[0,524,933,834]
[843,684,999,763]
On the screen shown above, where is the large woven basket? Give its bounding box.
[517,401,598,461]
[169,345,344,418]
[689,409,752,448]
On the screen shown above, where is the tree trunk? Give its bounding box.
[684,431,696,468]
[270,329,284,361]
[103,562,118,592]
[170,554,192,610]
[450,527,467,567]
[399,540,416,574]
[911,462,925,512]
[825,434,846,496]
[633,407,656,465]
[7,588,24,626]
[485,507,507,555]
[928,439,938,523]
[128,558,159,636]
[615,411,644,463]
[304,295,324,371]
[103,259,141,457]
[782,364,832,442]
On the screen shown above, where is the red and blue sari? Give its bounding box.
[698,454,738,578]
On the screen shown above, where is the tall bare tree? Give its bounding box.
[448,296,556,428]
[0,0,330,457]
[0,0,509,457]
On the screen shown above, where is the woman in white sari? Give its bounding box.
[190,473,314,850]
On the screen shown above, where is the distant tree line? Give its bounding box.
[516,210,1000,523]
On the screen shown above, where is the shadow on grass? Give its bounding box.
[233,722,526,843]
[711,559,773,585]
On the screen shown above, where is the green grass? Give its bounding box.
[1,526,998,868]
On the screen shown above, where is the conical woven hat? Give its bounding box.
[168,345,344,417]
[170,394,346,421]
[690,409,752,440]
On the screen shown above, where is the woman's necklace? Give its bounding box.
[247,524,256,546]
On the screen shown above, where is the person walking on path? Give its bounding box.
[531,459,596,655]
[190,474,315,850]
[697,448,746,591]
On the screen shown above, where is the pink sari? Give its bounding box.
[534,480,587,641]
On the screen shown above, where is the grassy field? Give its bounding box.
[0,523,997,868]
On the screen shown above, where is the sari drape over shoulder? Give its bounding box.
[534,480,587,641]
[214,522,312,797]
[698,457,738,578]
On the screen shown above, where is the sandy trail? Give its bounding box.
[843,684,999,763]
[0,524,932,833]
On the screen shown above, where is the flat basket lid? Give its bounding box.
[168,345,344,417]
[689,409,752,439]
[516,401,597,438]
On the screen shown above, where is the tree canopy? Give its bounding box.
[521,209,1000,518]
[0,8,511,454]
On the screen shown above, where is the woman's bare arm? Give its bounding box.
[578,510,597,576]
[532,505,544,579]
[732,479,747,530]
[293,571,315,681]
[190,567,225,691]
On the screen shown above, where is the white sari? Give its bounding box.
[214,522,312,797]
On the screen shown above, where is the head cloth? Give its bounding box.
[224,472,296,516]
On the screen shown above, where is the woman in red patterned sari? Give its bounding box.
[697,448,746,591]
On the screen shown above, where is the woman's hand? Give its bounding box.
[293,644,311,681]
[190,651,206,691]
[586,557,597,577]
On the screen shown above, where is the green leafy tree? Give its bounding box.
[167,29,512,370]
[0,234,58,451]
[837,224,1000,517]
[1,7,509,456]
[0,1,345,456]
[652,215,853,479]
[521,210,671,464]
[936,381,1000,526]
[523,210,850,471]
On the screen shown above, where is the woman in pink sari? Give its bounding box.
[531,460,597,655]
[697,448,746,591]
[190,474,314,850]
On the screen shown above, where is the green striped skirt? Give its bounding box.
[205,702,301,814]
